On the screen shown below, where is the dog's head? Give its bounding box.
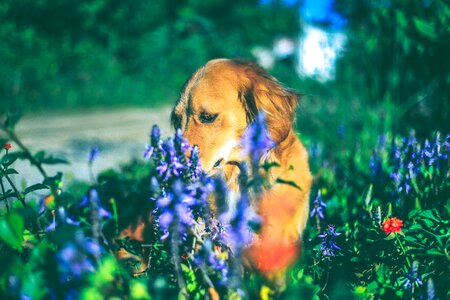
[171,59,299,172]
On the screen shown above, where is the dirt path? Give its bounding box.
[11,107,173,184]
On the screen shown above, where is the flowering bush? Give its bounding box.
[0,111,449,299]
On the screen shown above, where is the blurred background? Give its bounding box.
[0,0,449,179]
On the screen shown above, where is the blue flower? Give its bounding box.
[310,190,327,219]
[403,261,423,291]
[154,180,196,240]
[144,144,154,160]
[318,225,341,257]
[189,145,203,179]
[88,146,100,164]
[427,278,435,300]
[219,164,260,253]
[150,125,161,147]
[79,189,112,219]
[57,231,99,281]
[241,112,275,164]
[194,239,229,285]
[240,112,274,195]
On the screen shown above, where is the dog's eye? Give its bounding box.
[199,112,218,124]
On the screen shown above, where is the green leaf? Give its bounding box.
[130,280,151,299]
[4,112,22,130]
[43,172,63,187]
[34,151,45,162]
[426,249,443,256]
[260,161,280,171]
[5,168,18,175]
[91,257,117,286]
[413,18,437,40]
[4,151,28,163]
[0,213,25,250]
[116,238,143,257]
[41,155,69,165]
[275,178,302,191]
[363,184,373,208]
[0,189,15,201]
[24,183,49,195]
[384,232,396,240]
[0,138,8,149]
[1,154,18,168]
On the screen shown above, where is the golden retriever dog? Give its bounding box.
[171,59,312,283]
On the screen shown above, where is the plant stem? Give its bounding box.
[170,220,188,296]
[395,232,411,267]
[110,198,119,236]
[187,253,216,290]
[0,124,48,180]
[2,168,26,207]
[0,177,10,213]
[2,166,41,240]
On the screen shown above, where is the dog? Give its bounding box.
[171,59,312,283]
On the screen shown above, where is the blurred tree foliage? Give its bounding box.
[0,0,298,111]
[333,0,450,135]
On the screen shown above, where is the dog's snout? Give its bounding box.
[213,158,224,168]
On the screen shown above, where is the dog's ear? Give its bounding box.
[171,66,205,130]
[237,61,300,144]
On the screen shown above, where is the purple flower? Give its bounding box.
[194,239,229,285]
[241,112,275,164]
[240,113,274,195]
[78,190,111,219]
[154,180,197,239]
[219,166,259,253]
[144,145,154,160]
[57,232,99,281]
[369,150,382,178]
[158,211,174,230]
[318,225,341,258]
[310,190,326,219]
[90,189,112,219]
[150,125,161,147]
[427,278,435,300]
[404,261,423,291]
[189,145,203,179]
[174,128,192,155]
[88,146,100,164]
[45,207,81,232]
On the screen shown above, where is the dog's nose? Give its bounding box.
[213,158,224,168]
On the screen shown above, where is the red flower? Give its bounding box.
[4,143,11,151]
[382,217,404,234]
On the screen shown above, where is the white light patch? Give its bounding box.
[227,190,240,216]
[213,138,238,168]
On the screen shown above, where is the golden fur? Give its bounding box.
[171,59,312,279]
[115,59,312,286]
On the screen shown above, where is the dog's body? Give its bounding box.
[171,59,312,278]
[116,59,311,285]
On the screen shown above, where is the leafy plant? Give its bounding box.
[0,110,448,299]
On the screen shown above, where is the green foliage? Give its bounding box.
[1,107,448,299]
[334,0,450,135]
[0,0,298,112]
[0,212,24,250]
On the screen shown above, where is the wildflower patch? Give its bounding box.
[0,112,449,299]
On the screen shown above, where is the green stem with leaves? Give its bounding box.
[0,177,10,213]
[1,165,26,208]
[0,123,48,181]
[395,232,411,268]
